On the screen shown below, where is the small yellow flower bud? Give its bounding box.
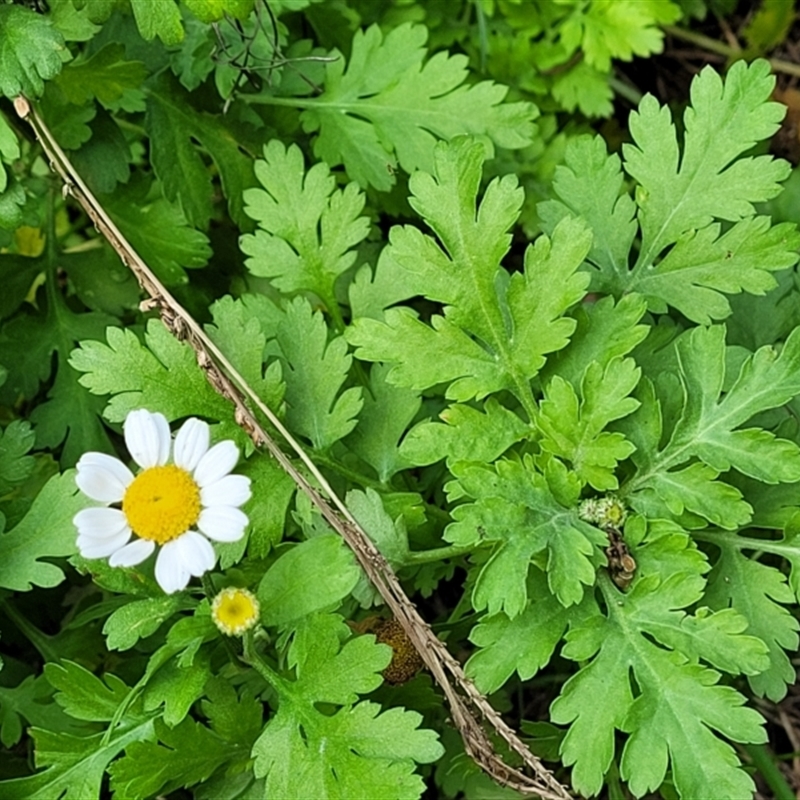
[211,587,260,636]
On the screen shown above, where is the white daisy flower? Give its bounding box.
[73,409,251,594]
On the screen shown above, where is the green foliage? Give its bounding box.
[252,613,443,799]
[540,60,800,323]
[552,573,768,799]
[0,472,84,591]
[0,5,67,99]
[276,297,363,449]
[348,138,592,406]
[462,0,682,118]
[257,535,361,627]
[70,320,237,437]
[0,662,155,800]
[0,250,116,465]
[0,420,35,495]
[5,1,800,798]
[626,325,800,527]
[145,75,256,229]
[298,23,537,191]
[447,457,608,612]
[241,139,370,320]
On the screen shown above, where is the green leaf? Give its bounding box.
[348,246,429,322]
[45,660,132,722]
[49,0,101,43]
[400,398,528,468]
[143,650,211,727]
[29,361,112,467]
[465,569,586,694]
[0,663,154,800]
[302,23,536,191]
[542,62,799,323]
[145,74,256,229]
[0,674,83,748]
[570,0,680,72]
[0,255,44,320]
[70,319,239,442]
[538,134,638,294]
[0,420,35,494]
[347,487,409,567]
[704,537,799,702]
[252,613,443,799]
[537,357,640,490]
[636,462,752,530]
[539,293,649,389]
[257,535,361,627]
[183,0,254,23]
[103,184,212,286]
[552,575,768,799]
[276,297,362,450]
[627,325,800,526]
[239,454,296,559]
[346,363,421,481]
[103,595,188,651]
[61,247,140,317]
[54,43,147,108]
[626,60,788,264]
[743,0,796,51]
[0,273,117,469]
[0,472,84,591]
[447,457,608,612]
[40,83,96,151]
[109,716,233,800]
[0,6,67,99]
[630,216,800,325]
[241,140,370,314]
[348,138,591,406]
[205,295,285,413]
[130,0,183,46]
[0,111,20,194]
[201,677,263,749]
[551,62,613,117]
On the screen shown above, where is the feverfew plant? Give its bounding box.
[1,2,800,799]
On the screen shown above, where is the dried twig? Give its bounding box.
[14,95,573,799]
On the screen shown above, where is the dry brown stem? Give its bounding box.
[14,95,573,799]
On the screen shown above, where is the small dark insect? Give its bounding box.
[604,525,637,591]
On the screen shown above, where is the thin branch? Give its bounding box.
[14,95,572,800]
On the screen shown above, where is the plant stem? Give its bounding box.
[242,629,289,695]
[201,573,217,601]
[403,542,475,565]
[743,742,795,800]
[663,25,738,57]
[663,25,800,79]
[0,600,60,663]
[609,74,643,106]
[313,452,385,491]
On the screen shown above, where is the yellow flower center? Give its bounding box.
[212,588,260,636]
[122,465,200,545]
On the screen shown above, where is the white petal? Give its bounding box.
[75,453,133,502]
[109,538,155,567]
[198,506,248,542]
[194,441,239,487]
[178,530,217,576]
[124,409,171,469]
[77,527,132,559]
[155,541,190,594]
[73,507,129,539]
[200,475,251,508]
[174,418,210,471]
